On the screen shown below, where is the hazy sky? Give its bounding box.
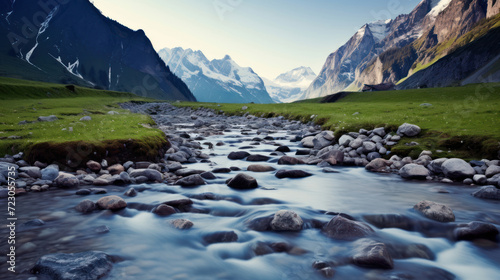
[92,0,421,80]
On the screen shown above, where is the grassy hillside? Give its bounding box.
[0,77,167,168]
[180,84,500,160]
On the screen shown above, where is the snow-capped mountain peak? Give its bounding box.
[158,47,274,103]
[264,67,317,103]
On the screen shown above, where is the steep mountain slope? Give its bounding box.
[0,0,195,101]
[159,47,274,104]
[398,14,500,88]
[305,0,500,97]
[263,67,316,103]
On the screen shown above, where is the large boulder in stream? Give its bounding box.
[472,186,500,200]
[275,170,312,179]
[227,173,258,189]
[31,251,114,280]
[413,200,455,222]
[352,239,394,269]
[454,221,499,241]
[96,196,127,211]
[270,210,304,231]
[399,164,430,180]
[322,215,374,240]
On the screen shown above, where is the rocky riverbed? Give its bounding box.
[0,102,499,280]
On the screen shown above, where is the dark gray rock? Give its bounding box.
[200,172,217,180]
[365,158,391,173]
[278,156,304,165]
[37,115,58,122]
[227,173,258,189]
[247,154,271,162]
[31,251,113,280]
[176,174,206,187]
[41,167,59,181]
[55,172,79,188]
[19,167,41,179]
[212,167,232,173]
[170,219,194,229]
[275,170,312,179]
[124,188,137,197]
[322,215,374,240]
[454,221,499,241]
[228,151,250,160]
[152,204,176,216]
[486,165,500,178]
[352,240,394,269]
[472,186,500,200]
[203,231,238,245]
[75,200,96,213]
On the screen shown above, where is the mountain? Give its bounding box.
[303,0,500,98]
[263,66,316,103]
[158,47,274,104]
[0,0,195,101]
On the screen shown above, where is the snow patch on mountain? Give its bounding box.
[428,0,452,18]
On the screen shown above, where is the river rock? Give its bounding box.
[31,251,113,280]
[170,219,194,230]
[80,116,92,121]
[38,115,58,122]
[278,156,304,165]
[41,166,59,181]
[124,188,137,197]
[362,141,377,153]
[86,160,101,172]
[339,135,355,147]
[322,215,374,240]
[75,200,96,213]
[486,165,500,178]
[413,200,455,222]
[352,240,394,269]
[19,166,41,179]
[55,172,79,188]
[247,154,271,162]
[313,131,335,150]
[129,169,162,182]
[385,243,435,260]
[473,174,487,185]
[176,174,205,187]
[472,186,500,200]
[399,164,430,180]
[227,173,258,189]
[152,204,176,216]
[301,136,315,148]
[107,164,124,175]
[441,158,475,180]
[275,170,312,179]
[212,167,231,173]
[200,172,216,180]
[276,146,291,153]
[96,195,127,210]
[454,221,499,241]
[247,165,276,172]
[397,123,421,137]
[228,151,250,160]
[270,210,304,231]
[365,158,391,173]
[203,231,238,245]
[428,158,448,174]
[373,127,386,137]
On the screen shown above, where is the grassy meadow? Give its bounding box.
[0,77,167,167]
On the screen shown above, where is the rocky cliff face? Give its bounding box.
[0,0,195,101]
[488,0,500,17]
[305,0,500,98]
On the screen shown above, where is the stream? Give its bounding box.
[1,104,499,280]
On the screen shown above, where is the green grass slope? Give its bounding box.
[180,84,500,160]
[0,77,168,169]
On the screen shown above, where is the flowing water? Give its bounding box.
[1,123,500,280]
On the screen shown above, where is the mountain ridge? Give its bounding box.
[0,0,196,101]
[159,46,274,104]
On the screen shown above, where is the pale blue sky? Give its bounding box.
[92,0,421,80]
